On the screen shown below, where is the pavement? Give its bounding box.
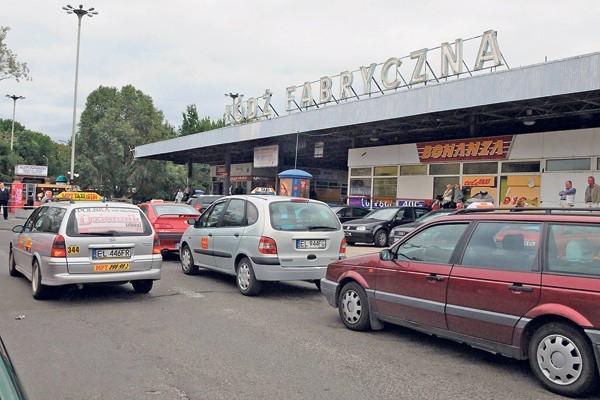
[0,208,33,231]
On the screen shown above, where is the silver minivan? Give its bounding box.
[9,201,162,299]
[179,195,346,295]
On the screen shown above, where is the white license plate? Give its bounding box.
[296,239,326,249]
[175,242,179,249]
[93,248,131,259]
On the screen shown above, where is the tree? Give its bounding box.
[0,27,31,82]
[179,104,225,136]
[77,85,183,199]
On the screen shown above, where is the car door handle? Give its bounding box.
[208,233,213,237]
[508,284,533,292]
[234,233,239,237]
[426,275,445,282]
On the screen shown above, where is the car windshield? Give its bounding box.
[153,204,200,216]
[66,206,153,237]
[363,208,398,220]
[270,201,340,231]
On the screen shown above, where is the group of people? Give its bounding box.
[559,176,600,208]
[433,183,465,210]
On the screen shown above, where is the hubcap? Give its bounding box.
[32,264,39,292]
[537,334,583,386]
[182,248,191,271]
[238,264,250,290]
[341,290,362,324]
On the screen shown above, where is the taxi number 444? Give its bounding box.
[296,239,326,249]
[93,248,131,259]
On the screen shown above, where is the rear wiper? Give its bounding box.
[307,226,337,231]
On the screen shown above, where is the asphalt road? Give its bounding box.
[0,228,575,399]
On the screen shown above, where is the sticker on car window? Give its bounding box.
[74,207,144,234]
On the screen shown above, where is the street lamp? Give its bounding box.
[5,95,25,151]
[63,4,98,184]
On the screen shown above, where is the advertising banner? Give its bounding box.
[10,182,23,213]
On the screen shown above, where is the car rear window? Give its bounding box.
[269,201,340,231]
[547,223,600,277]
[66,206,153,237]
[152,204,200,215]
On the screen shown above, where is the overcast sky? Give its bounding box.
[2,0,599,143]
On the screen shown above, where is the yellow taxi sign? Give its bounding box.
[56,191,103,201]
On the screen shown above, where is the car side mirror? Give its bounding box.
[12,225,24,234]
[380,249,393,261]
[187,217,196,225]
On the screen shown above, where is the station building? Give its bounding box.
[135,31,600,208]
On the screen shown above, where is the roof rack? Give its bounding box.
[455,207,600,215]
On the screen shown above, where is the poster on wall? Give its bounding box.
[499,175,540,207]
[253,145,279,168]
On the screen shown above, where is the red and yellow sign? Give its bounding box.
[417,135,512,163]
[56,191,103,201]
[94,263,130,272]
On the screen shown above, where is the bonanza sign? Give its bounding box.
[417,135,512,163]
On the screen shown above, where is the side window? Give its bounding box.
[395,209,405,219]
[340,208,352,218]
[204,201,227,228]
[221,199,246,227]
[460,222,541,271]
[547,224,600,277]
[41,208,66,233]
[395,223,468,264]
[355,208,370,218]
[415,208,429,219]
[246,202,259,225]
[23,207,43,232]
[31,207,49,232]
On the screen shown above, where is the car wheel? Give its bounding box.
[374,229,388,247]
[528,322,599,397]
[338,282,371,331]
[180,244,199,275]
[236,257,262,296]
[32,260,51,300]
[132,280,153,294]
[8,249,20,277]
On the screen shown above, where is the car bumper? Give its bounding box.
[249,257,330,281]
[344,230,373,243]
[157,233,183,251]
[585,329,600,373]
[320,278,338,307]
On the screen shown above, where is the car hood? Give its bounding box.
[343,218,385,227]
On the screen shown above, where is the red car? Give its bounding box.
[138,201,200,255]
[321,208,600,397]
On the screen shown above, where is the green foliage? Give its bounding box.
[0,26,31,82]
[179,104,224,136]
[77,85,181,198]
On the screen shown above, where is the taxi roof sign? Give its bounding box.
[56,191,103,201]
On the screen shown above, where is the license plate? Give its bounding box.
[175,242,179,249]
[93,248,131,259]
[94,263,131,272]
[296,239,326,249]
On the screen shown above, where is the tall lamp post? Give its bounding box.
[5,95,25,151]
[63,4,98,184]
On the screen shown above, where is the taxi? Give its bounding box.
[8,199,162,299]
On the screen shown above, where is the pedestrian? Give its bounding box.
[0,183,9,219]
[558,180,576,208]
[175,188,184,203]
[41,190,53,204]
[442,184,453,208]
[584,176,600,208]
[183,186,190,202]
[452,183,464,207]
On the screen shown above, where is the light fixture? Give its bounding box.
[523,109,536,126]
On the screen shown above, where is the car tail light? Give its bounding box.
[194,206,201,211]
[290,198,309,203]
[154,223,174,229]
[51,235,67,257]
[259,236,278,254]
[339,237,347,254]
[153,234,162,254]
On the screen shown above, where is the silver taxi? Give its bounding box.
[180,195,346,295]
[9,200,162,299]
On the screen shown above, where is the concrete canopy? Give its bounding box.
[135,53,600,171]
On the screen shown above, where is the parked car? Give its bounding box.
[186,194,224,212]
[321,208,600,397]
[388,208,458,245]
[9,200,162,299]
[0,336,28,399]
[329,205,371,223]
[179,195,346,296]
[138,200,200,255]
[343,206,431,247]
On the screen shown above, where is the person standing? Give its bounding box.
[0,183,9,219]
[558,180,576,207]
[442,184,453,208]
[452,183,464,207]
[41,190,53,204]
[584,176,600,208]
[175,188,184,203]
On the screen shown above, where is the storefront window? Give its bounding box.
[349,178,371,196]
[433,177,459,199]
[501,161,540,173]
[463,162,498,175]
[546,158,591,171]
[373,178,397,198]
[400,165,427,175]
[374,166,398,176]
[350,167,371,176]
[429,163,460,175]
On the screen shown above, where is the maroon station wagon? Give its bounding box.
[321,208,600,397]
